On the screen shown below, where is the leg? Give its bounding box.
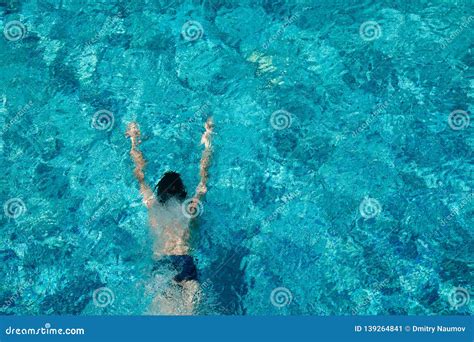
[149,280,199,315]
[181,280,200,314]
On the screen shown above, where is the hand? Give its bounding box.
[126,122,140,138]
[205,117,214,132]
[201,117,214,148]
[126,122,141,148]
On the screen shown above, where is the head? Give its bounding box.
[155,171,187,204]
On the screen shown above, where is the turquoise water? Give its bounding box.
[0,1,472,315]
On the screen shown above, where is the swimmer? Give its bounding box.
[126,117,214,315]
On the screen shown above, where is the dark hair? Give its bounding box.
[154,171,187,203]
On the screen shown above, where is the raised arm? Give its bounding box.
[126,122,156,209]
[191,117,214,207]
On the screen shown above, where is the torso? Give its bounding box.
[149,198,191,257]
